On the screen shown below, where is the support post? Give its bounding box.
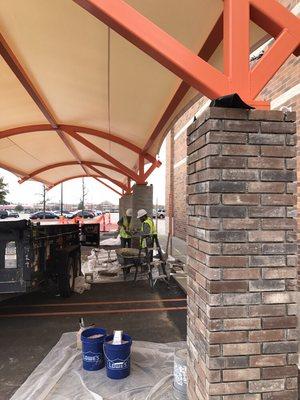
[131,184,153,248]
[186,107,298,399]
[119,193,132,220]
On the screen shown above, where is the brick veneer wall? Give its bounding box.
[187,107,298,399]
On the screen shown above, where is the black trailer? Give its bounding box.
[0,220,84,297]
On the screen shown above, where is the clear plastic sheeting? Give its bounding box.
[11,333,186,400]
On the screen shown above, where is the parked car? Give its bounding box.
[67,210,95,219]
[0,210,8,219]
[8,211,19,218]
[30,211,60,220]
[94,210,103,216]
[153,208,165,219]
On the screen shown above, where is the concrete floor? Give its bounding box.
[0,279,186,400]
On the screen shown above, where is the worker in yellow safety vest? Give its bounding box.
[137,209,158,250]
[118,208,133,248]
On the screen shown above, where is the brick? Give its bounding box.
[263,341,298,354]
[261,170,296,182]
[250,354,286,367]
[223,368,260,382]
[262,390,298,400]
[209,331,248,344]
[262,243,297,254]
[248,231,285,242]
[248,182,285,193]
[248,110,284,121]
[249,329,285,342]
[249,255,285,267]
[222,144,259,156]
[261,146,296,158]
[223,318,261,330]
[189,193,220,205]
[208,255,248,267]
[225,356,249,369]
[208,156,247,169]
[223,219,259,230]
[209,382,247,396]
[249,280,285,292]
[262,292,294,304]
[208,280,248,293]
[248,157,285,169]
[223,243,260,255]
[262,268,296,279]
[223,343,260,356]
[261,194,296,206]
[224,120,259,132]
[223,169,259,181]
[248,206,285,218]
[208,306,248,319]
[262,316,297,330]
[222,194,259,205]
[209,107,249,120]
[209,181,246,193]
[261,365,298,379]
[249,133,285,145]
[209,205,246,218]
[223,268,261,280]
[249,379,285,393]
[261,218,296,229]
[207,131,248,144]
[208,230,247,242]
[224,395,261,400]
[249,305,286,317]
[260,121,296,134]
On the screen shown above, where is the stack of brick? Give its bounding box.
[186,107,298,399]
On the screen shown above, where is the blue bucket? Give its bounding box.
[104,334,132,379]
[81,327,106,371]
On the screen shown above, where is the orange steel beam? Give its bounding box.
[66,130,140,182]
[0,124,155,163]
[224,0,250,100]
[251,29,299,99]
[93,177,122,196]
[144,160,162,181]
[18,161,129,184]
[87,164,128,191]
[73,0,230,100]
[142,15,223,154]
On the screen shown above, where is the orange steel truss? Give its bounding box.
[75,0,300,110]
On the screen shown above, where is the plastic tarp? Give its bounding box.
[11,333,186,400]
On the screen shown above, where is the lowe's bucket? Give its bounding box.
[104,334,132,379]
[81,327,106,371]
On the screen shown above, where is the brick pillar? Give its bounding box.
[131,184,153,247]
[119,193,132,219]
[186,107,298,400]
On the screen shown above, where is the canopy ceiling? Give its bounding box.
[0,0,269,192]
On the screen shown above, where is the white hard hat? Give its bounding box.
[126,208,133,217]
[137,209,147,219]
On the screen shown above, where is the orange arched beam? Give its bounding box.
[93,177,122,196]
[0,124,155,163]
[18,161,130,184]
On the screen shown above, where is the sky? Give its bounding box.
[0,140,166,207]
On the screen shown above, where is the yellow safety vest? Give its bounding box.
[140,217,157,248]
[119,216,132,239]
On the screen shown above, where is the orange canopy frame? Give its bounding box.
[0,0,298,194]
